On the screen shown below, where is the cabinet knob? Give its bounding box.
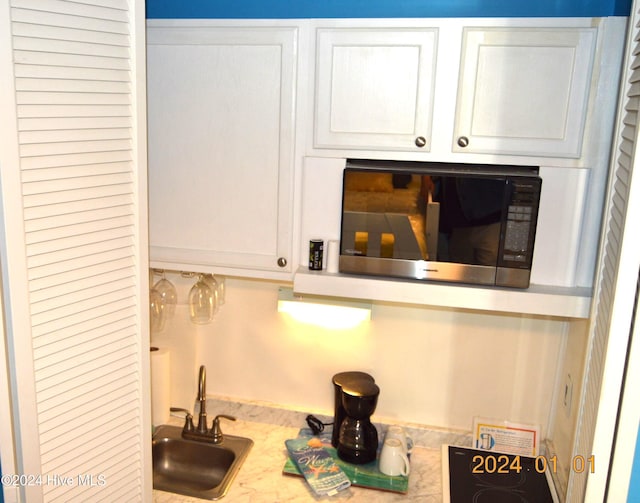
[457,136,470,148]
[277,257,287,268]
[414,136,427,148]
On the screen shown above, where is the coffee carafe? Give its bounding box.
[331,371,375,447]
[336,379,380,464]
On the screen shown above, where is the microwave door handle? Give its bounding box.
[425,191,440,261]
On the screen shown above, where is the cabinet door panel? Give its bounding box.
[147,27,296,274]
[454,28,596,157]
[315,28,437,151]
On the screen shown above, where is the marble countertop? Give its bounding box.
[153,398,470,502]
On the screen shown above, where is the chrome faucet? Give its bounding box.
[196,365,208,434]
[176,364,236,444]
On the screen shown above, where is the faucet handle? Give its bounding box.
[211,414,236,443]
[170,407,194,433]
[184,414,195,433]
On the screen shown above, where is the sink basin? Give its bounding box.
[152,424,254,500]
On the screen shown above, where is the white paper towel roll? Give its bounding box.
[150,347,171,426]
[326,239,340,273]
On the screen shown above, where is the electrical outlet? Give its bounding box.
[563,373,573,417]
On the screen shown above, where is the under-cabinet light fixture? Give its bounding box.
[277,287,371,329]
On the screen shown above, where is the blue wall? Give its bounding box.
[147,0,632,19]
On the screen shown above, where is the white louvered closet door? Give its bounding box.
[567,3,640,502]
[0,1,151,502]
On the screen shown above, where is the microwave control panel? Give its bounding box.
[500,177,542,267]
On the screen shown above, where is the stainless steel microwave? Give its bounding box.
[339,159,542,288]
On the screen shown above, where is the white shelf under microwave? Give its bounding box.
[293,267,592,319]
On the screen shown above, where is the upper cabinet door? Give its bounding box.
[147,26,297,277]
[314,28,438,151]
[454,28,597,158]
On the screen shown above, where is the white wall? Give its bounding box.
[151,273,567,436]
[548,318,590,498]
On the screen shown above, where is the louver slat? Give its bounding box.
[30,252,134,288]
[32,315,135,362]
[16,78,130,94]
[17,103,131,118]
[14,64,129,83]
[22,172,132,195]
[91,476,141,503]
[20,151,131,171]
[30,283,135,327]
[569,10,639,503]
[41,416,140,474]
[29,224,132,253]
[20,130,132,146]
[41,424,139,483]
[26,227,133,263]
[14,50,129,70]
[39,382,139,437]
[20,161,132,179]
[7,0,146,499]
[36,351,138,405]
[44,439,140,501]
[32,308,136,350]
[24,204,133,234]
[24,182,132,207]
[623,110,637,127]
[17,91,131,106]
[10,8,129,34]
[13,37,130,59]
[30,297,136,340]
[622,125,635,144]
[23,193,134,220]
[11,0,128,21]
[20,139,131,157]
[11,22,129,46]
[621,137,635,157]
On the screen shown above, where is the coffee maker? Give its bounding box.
[331,371,375,447]
[333,373,380,464]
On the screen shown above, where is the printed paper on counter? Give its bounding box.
[472,417,540,457]
[284,438,351,496]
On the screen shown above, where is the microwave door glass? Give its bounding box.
[436,176,507,267]
[342,212,424,260]
[341,171,505,266]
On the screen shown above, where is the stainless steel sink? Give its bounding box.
[152,424,253,500]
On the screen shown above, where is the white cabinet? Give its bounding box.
[147,24,298,277]
[311,22,599,162]
[314,28,438,151]
[454,28,597,158]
